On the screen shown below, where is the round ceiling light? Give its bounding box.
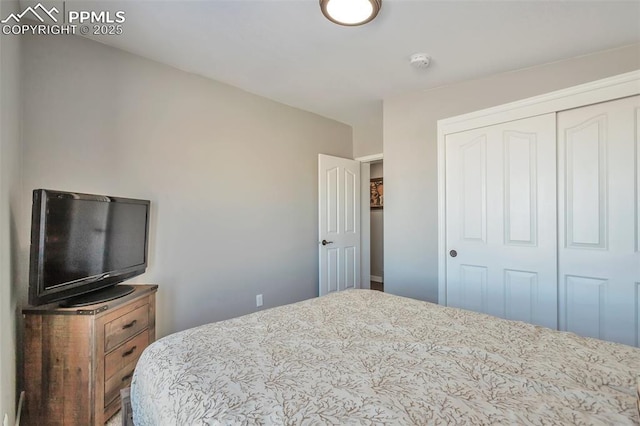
[320,0,382,26]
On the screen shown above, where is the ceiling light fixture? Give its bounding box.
[320,0,382,26]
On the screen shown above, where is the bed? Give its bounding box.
[131,290,640,424]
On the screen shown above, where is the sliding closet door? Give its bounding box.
[558,95,640,346]
[445,113,558,329]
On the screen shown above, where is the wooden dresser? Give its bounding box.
[22,284,158,425]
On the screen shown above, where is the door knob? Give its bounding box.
[322,240,334,246]
[449,250,457,257]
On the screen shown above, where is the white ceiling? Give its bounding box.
[31,1,640,126]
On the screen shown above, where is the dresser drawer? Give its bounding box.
[104,358,138,407]
[105,330,149,380]
[104,304,149,352]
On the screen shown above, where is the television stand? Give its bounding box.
[61,284,135,307]
[23,284,158,425]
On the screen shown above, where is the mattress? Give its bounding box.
[131,290,640,425]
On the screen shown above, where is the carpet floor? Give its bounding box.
[105,410,121,426]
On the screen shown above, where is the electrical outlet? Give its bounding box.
[256,294,263,307]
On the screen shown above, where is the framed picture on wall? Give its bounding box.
[370,178,383,209]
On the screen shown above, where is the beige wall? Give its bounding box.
[21,34,352,338]
[352,101,383,158]
[383,44,640,302]
[0,1,22,422]
[370,162,383,279]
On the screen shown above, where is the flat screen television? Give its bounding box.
[28,189,150,307]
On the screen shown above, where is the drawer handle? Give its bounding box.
[122,319,137,330]
[122,346,137,358]
[121,371,134,382]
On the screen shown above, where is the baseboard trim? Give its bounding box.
[371,275,383,283]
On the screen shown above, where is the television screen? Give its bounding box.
[29,190,150,306]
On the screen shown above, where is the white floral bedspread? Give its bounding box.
[131,290,640,425]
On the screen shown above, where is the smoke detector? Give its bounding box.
[410,53,431,69]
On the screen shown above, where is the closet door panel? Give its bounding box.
[445,113,557,328]
[558,95,640,346]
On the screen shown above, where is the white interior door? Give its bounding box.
[558,95,640,346]
[445,114,558,328]
[318,154,361,296]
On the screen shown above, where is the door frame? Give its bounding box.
[436,70,640,306]
[355,153,383,290]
